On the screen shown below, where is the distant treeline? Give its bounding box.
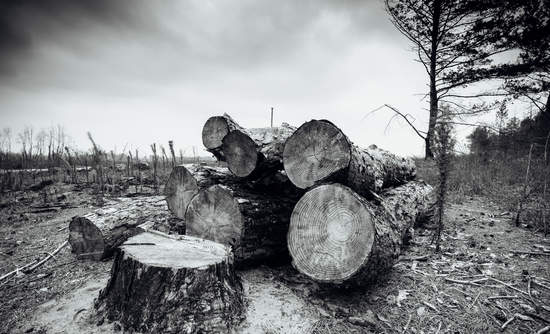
[468,110,550,158]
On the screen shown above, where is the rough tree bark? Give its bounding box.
[283,119,416,198]
[185,179,302,267]
[68,196,172,260]
[94,231,245,333]
[287,181,433,287]
[221,123,296,178]
[165,164,299,221]
[201,114,244,160]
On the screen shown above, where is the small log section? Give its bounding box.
[202,114,244,160]
[221,123,295,178]
[68,196,171,260]
[185,180,301,267]
[283,120,416,198]
[94,231,245,333]
[164,165,200,219]
[287,181,433,286]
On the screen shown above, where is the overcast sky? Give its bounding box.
[0,0,493,157]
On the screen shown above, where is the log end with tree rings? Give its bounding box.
[287,183,375,283]
[68,216,106,260]
[202,116,232,150]
[283,120,352,189]
[94,231,245,333]
[164,165,199,219]
[185,185,243,248]
[222,130,259,178]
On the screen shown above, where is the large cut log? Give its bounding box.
[94,231,245,333]
[185,181,302,267]
[287,181,433,287]
[221,123,295,178]
[68,196,172,260]
[164,164,300,220]
[283,120,416,198]
[202,114,244,160]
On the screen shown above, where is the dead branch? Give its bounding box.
[367,104,427,140]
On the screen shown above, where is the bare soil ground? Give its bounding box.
[1,184,549,334]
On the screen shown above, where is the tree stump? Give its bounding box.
[283,120,416,198]
[221,124,295,178]
[185,182,301,267]
[287,181,433,286]
[94,231,245,333]
[68,196,171,260]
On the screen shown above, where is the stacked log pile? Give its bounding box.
[72,114,434,332]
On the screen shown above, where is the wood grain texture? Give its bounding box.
[222,123,296,178]
[185,180,302,267]
[283,120,416,198]
[94,232,245,333]
[201,113,244,160]
[288,181,433,286]
[164,165,199,219]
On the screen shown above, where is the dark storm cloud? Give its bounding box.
[0,0,392,80]
[0,0,139,74]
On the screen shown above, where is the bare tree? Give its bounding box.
[18,126,34,166]
[36,129,47,158]
[1,127,12,153]
[385,0,503,158]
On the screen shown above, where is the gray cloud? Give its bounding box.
[0,0,436,157]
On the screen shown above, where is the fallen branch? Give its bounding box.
[533,280,550,292]
[487,295,520,300]
[0,260,39,282]
[402,314,412,333]
[399,255,429,262]
[487,277,530,297]
[511,250,550,257]
[422,301,438,312]
[444,277,488,286]
[24,240,68,273]
[501,315,515,331]
[537,325,550,334]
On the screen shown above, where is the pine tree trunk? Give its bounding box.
[283,120,416,198]
[222,124,295,178]
[94,231,245,333]
[185,178,302,267]
[165,164,299,221]
[68,196,171,260]
[202,114,244,160]
[287,181,433,287]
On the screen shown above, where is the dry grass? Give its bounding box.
[415,154,550,233]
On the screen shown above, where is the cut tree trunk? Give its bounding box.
[287,181,433,287]
[164,165,201,219]
[68,196,172,260]
[202,114,244,160]
[94,231,245,333]
[164,164,300,220]
[222,123,295,178]
[185,180,302,267]
[283,120,416,198]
